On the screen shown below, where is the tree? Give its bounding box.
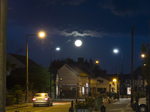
[7,66,49,93]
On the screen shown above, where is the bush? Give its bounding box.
[75,101,89,109]
[6,95,14,106]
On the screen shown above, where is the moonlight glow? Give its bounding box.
[75,40,82,47]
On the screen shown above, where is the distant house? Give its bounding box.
[7,53,41,75]
[56,64,114,99]
[56,64,90,99]
[90,76,110,96]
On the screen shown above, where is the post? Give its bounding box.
[26,35,29,103]
[131,27,134,106]
[69,101,73,112]
[0,0,7,111]
[49,48,53,97]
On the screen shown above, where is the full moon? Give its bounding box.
[75,40,82,47]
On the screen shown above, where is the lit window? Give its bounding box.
[82,87,84,94]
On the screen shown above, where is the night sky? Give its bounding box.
[6,0,150,74]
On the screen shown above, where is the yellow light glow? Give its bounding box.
[95,60,99,64]
[38,31,45,38]
[141,54,145,58]
[113,78,117,82]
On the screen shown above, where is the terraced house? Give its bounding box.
[56,63,114,99]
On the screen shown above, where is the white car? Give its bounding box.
[32,93,53,107]
[138,97,148,112]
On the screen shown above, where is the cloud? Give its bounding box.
[53,29,106,38]
[101,0,141,16]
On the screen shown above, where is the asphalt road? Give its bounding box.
[6,98,134,112]
[6,102,71,112]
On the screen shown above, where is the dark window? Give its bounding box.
[97,88,106,94]
[97,80,103,83]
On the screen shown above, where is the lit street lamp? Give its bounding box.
[26,31,45,103]
[113,78,117,82]
[95,60,99,64]
[113,48,123,96]
[49,47,60,97]
[113,78,119,100]
[141,53,146,91]
[141,53,146,59]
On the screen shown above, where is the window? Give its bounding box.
[97,88,106,94]
[97,80,103,83]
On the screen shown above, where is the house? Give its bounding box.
[90,76,111,96]
[56,64,90,99]
[7,53,41,75]
[56,64,115,99]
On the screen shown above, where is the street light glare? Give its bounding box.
[113,78,117,82]
[56,47,60,51]
[75,40,82,47]
[38,31,45,38]
[113,49,119,54]
[95,60,99,64]
[141,54,145,58]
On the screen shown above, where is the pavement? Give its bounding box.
[105,98,135,112]
[6,98,135,112]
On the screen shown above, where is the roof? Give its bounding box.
[64,64,90,77]
[8,53,41,68]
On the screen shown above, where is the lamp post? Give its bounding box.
[49,47,60,98]
[113,78,119,100]
[113,48,123,97]
[26,31,45,103]
[141,53,146,91]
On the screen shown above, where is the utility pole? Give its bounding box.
[131,27,134,106]
[0,0,7,111]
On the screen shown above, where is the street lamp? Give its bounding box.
[95,60,99,64]
[26,31,45,103]
[113,78,119,100]
[141,53,146,91]
[113,48,123,97]
[113,78,117,82]
[49,47,60,98]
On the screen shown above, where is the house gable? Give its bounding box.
[57,64,79,86]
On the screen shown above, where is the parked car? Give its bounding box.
[138,97,148,112]
[32,93,52,107]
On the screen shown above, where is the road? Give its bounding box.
[6,102,71,112]
[6,98,134,112]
